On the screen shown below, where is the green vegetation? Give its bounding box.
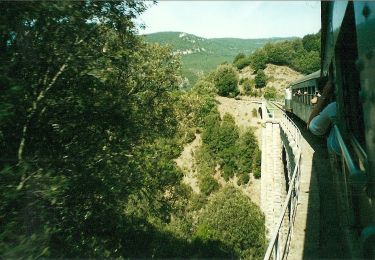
[0,1,195,257]
[233,31,321,75]
[196,186,266,258]
[1,2,266,258]
[198,111,261,185]
[241,78,255,95]
[264,86,278,100]
[255,69,267,88]
[214,64,240,97]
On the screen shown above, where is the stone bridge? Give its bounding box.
[259,102,319,259]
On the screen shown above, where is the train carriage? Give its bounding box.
[283,1,375,256]
[287,70,320,123]
[320,1,374,257]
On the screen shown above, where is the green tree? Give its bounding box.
[250,48,268,70]
[195,186,266,259]
[234,56,252,70]
[235,129,258,185]
[291,50,320,74]
[255,69,267,88]
[233,53,246,64]
[214,64,239,97]
[302,32,321,53]
[0,1,192,258]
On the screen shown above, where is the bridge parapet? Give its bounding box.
[262,111,303,260]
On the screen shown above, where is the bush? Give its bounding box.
[242,78,254,95]
[189,193,208,211]
[252,146,261,179]
[191,79,217,96]
[214,64,239,97]
[233,53,246,64]
[195,186,266,258]
[234,57,252,70]
[195,146,219,196]
[250,48,268,71]
[199,171,219,196]
[255,69,267,88]
[264,86,277,100]
[237,172,250,186]
[234,129,259,184]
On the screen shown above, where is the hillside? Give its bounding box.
[144,32,295,87]
[239,64,303,98]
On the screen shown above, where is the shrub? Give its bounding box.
[234,129,258,184]
[233,53,246,64]
[214,64,239,97]
[242,78,254,95]
[195,186,266,258]
[234,57,252,70]
[237,172,250,186]
[221,163,235,181]
[264,86,277,100]
[252,146,261,179]
[199,171,219,196]
[191,79,217,96]
[255,69,267,88]
[250,48,268,71]
[189,193,208,211]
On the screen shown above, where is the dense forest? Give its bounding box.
[0,1,265,258]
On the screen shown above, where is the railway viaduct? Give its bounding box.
[259,101,349,259]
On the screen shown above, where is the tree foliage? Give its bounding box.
[213,64,239,97]
[199,112,260,186]
[0,1,196,258]
[255,69,267,88]
[233,52,246,64]
[196,186,266,259]
[241,78,255,96]
[302,32,321,53]
[232,31,321,75]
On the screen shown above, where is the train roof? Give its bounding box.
[290,70,321,87]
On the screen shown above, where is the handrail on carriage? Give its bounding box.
[333,125,367,187]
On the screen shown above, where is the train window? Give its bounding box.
[335,2,365,147]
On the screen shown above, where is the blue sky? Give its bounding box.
[137,1,321,39]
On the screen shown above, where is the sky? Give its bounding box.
[137,1,321,39]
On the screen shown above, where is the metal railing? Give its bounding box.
[333,125,367,187]
[263,112,302,260]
